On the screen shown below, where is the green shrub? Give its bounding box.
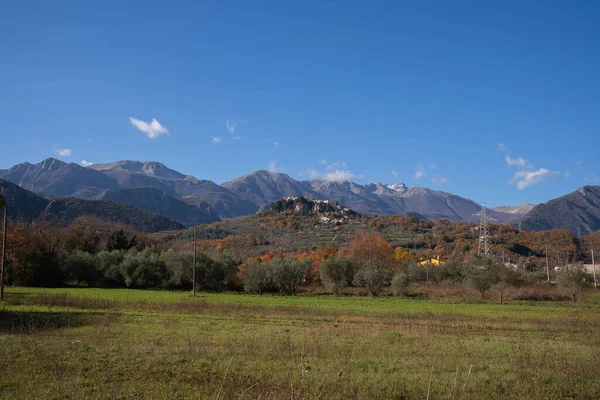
[120,249,168,288]
[160,250,193,289]
[63,251,103,286]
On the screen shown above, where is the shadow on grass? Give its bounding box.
[0,310,112,334]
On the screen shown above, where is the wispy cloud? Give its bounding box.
[391,170,398,178]
[585,175,600,183]
[81,160,93,166]
[505,155,531,168]
[274,141,279,149]
[319,159,327,165]
[212,137,222,144]
[129,117,169,139]
[326,161,348,171]
[498,143,509,152]
[55,147,72,157]
[576,160,584,169]
[509,168,560,190]
[268,160,278,173]
[431,177,448,186]
[505,154,560,190]
[226,120,236,134]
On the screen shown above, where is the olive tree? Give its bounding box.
[271,257,310,295]
[319,255,352,295]
[466,254,502,300]
[557,263,589,302]
[353,261,392,297]
[391,272,410,297]
[244,262,275,295]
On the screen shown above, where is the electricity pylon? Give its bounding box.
[478,202,490,256]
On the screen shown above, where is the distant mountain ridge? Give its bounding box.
[224,170,520,223]
[521,186,600,234]
[5,158,599,233]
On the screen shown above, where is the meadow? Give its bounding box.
[1,287,599,399]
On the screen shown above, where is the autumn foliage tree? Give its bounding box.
[349,233,395,296]
[349,233,394,267]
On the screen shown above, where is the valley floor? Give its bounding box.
[1,288,599,399]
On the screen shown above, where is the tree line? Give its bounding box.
[0,212,594,300]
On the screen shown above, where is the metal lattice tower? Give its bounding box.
[478,202,490,256]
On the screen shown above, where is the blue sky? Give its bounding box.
[1,1,599,206]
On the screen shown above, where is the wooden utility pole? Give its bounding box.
[592,249,597,288]
[545,245,550,283]
[192,228,197,297]
[0,209,7,301]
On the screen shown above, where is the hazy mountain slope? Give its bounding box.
[89,161,258,218]
[520,186,600,234]
[90,161,187,180]
[308,181,393,215]
[0,179,182,232]
[95,187,220,227]
[0,158,118,197]
[221,170,320,208]
[492,204,535,215]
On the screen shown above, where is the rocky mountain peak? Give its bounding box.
[38,158,67,171]
[387,182,408,192]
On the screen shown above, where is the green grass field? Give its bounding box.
[1,288,599,399]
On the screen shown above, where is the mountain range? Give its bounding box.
[0,179,183,232]
[2,158,599,234]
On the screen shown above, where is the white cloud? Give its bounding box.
[226,120,236,134]
[505,155,531,168]
[391,170,398,178]
[577,160,584,168]
[129,117,169,139]
[274,141,279,149]
[431,177,448,186]
[505,154,560,190]
[309,170,353,182]
[55,147,72,157]
[305,161,364,182]
[509,168,559,190]
[212,137,222,144]
[585,175,600,183]
[307,169,365,182]
[414,163,426,180]
[564,170,571,178]
[80,160,93,166]
[268,160,278,173]
[498,143,509,152]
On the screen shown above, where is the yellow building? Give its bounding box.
[418,256,444,266]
